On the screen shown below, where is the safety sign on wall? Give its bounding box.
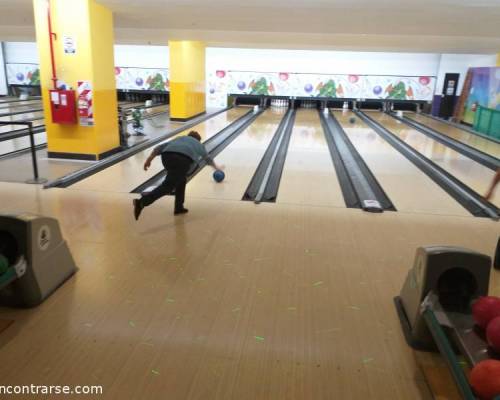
[63,36,76,54]
[77,81,94,126]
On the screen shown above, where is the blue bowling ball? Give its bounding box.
[213,170,225,183]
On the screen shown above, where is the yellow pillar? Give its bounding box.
[33,0,119,160]
[169,41,206,121]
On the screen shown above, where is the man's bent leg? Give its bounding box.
[141,175,177,207]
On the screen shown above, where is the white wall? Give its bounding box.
[0,43,7,95]
[206,48,440,76]
[3,41,498,100]
[113,45,168,68]
[435,54,497,95]
[4,42,170,69]
[4,42,39,64]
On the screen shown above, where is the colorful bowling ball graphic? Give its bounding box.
[237,81,246,90]
[348,75,359,83]
[419,76,430,85]
[114,67,121,75]
[216,70,226,79]
[279,72,289,81]
[16,73,24,81]
[304,83,313,93]
[135,77,144,86]
[373,85,383,95]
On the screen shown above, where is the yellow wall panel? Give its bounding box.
[169,41,206,120]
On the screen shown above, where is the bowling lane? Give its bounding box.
[118,101,145,109]
[277,108,345,207]
[0,118,44,136]
[334,110,469,216]
[187,108,285,201]
[0,132,47,156]
[0,100,41,111]
[69,107,249,193]
[408,112,500,158]
[0,110,44,123]
[369,112,499,207]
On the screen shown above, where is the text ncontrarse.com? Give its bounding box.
[0,385,103,395]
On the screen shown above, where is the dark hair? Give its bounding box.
[188,131,202,141]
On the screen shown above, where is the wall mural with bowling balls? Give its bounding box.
[114,67,169,91]
[207,69,230,108]
[461,67,500,125]
[206,70,436,107]
[6,63,40,86]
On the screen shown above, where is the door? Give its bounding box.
[438,73,459,119]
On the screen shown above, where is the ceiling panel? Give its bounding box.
[1,0,499,52]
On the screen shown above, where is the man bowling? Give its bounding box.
[133,131,223,220]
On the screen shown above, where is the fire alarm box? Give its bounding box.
[49,90,77,124]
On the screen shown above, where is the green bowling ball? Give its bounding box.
[0,254,9,275]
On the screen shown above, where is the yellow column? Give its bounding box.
[33,0,119,160]
[169,41,206,121]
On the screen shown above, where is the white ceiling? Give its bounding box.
[1,0,499,53]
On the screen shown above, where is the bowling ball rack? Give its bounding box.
[396,292,499,400]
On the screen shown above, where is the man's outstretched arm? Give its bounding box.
[144,148,159,171]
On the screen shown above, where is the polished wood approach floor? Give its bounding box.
[0,181,498,400]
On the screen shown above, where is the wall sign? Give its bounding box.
[77,80,93,126]
[63,36,76,55]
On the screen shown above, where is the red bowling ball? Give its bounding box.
[472,296,500,329]
[469,360,500,400]
[486,316,500,353]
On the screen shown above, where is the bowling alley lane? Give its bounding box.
[0,100,41,112]
[333,110,470,216]
[369,111,500,208]
[187,108,285,201]
[0,117,44,136]
[0,131,46,157]
[407,112,500,159]
[277,108,345,208]
[0,109,44,124]
[68,107,249,193]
